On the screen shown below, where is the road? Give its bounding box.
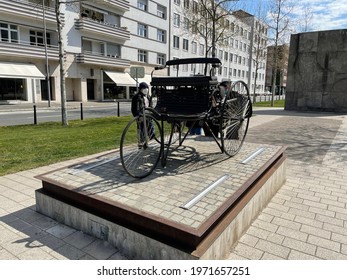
[0,103,132,126]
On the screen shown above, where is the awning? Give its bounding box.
[0,62,45,79]
[104,71,136,86]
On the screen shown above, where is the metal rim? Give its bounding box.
[120,115,162,178]
[220,80,251,157]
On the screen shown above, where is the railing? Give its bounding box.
[76,52,130,67]
[0,41,59,60]
[75,17,130,41]
[0,0,62,24]
[101,0,130,12]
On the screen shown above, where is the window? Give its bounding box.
[183,64,188,72]
[30,30,51,46]
[193,1,198,13]
[184,0,189,9]
[138,49,147,62]
[233,69,236,77]
[157,53,165,65]
[218,50,223,60]
[191,41,197,53]
[223,67,227,77]
[173,35,180,48]
[137,23,147,37]
[157,29,165,42]
[199,43,204,56]
[230,38,234,48]
[137,0,147,11]
[183,17,189,29]
[183,38,189,51]
[235,40,238,49]
[174,0,180,4]
[224,52,228,61]
[157,4,166,18]
[0,23,18,43]
[173,13,180,27]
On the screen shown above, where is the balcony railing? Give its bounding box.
[101,0,130,12]
[75,18,130,41]
[0,0,62,24]
[76,52,130,68]
[0,41,59,60]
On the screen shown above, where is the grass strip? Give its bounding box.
[0,116,132,176]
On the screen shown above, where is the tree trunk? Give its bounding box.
[55,1,68,126]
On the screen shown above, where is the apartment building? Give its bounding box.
[170,3,268,94]
[0,0,268,104]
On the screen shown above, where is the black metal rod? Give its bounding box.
[117,101,120,117]
[80,103,83,120]
[33,105,37,125]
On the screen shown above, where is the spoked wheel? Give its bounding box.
[120,114,162,178]
[220,80,252,157]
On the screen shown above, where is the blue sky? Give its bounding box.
[235,0,347,32]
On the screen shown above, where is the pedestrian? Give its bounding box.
[131,82,154,146]
[131,82,151,117]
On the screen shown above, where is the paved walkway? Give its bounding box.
[0,107,346,259]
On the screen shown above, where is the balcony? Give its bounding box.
[76,52,130,68]
[0,41,59,61]
[75,18,130,42]
[100,0,130,12]
[0,0,62,25]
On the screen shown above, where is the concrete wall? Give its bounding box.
[285,29,347,113]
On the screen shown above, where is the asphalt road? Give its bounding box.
[0,103,132,126]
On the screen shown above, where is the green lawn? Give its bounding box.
[0,116,132,176]
[253,99,285,107]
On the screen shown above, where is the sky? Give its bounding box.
[234,0,347,33]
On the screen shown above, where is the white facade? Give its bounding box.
[169,2,268,95]
[0,0,268,103]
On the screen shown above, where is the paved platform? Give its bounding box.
[1,107,347,260]
[35,138,286,259]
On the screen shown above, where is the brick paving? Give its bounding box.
[1,107,347,260]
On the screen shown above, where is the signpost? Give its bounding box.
[130,66,145,89]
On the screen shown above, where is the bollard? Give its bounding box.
[80,103,83,120]
[33,105,37,125]
[117,101,120,117]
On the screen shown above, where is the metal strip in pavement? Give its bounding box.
[181,174,230,210]
[241,147,265,164]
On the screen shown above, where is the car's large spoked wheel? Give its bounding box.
[120,115,162,178]
[220,80,252,157]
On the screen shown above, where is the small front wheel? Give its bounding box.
[120,115,162,178]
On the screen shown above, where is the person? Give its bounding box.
[131,82,150,117]
[131,82,154,146]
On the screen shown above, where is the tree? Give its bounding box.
[267,0,295,106]
[55,0,68,126]
[249,5,268,103]
[181,0,239,74]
